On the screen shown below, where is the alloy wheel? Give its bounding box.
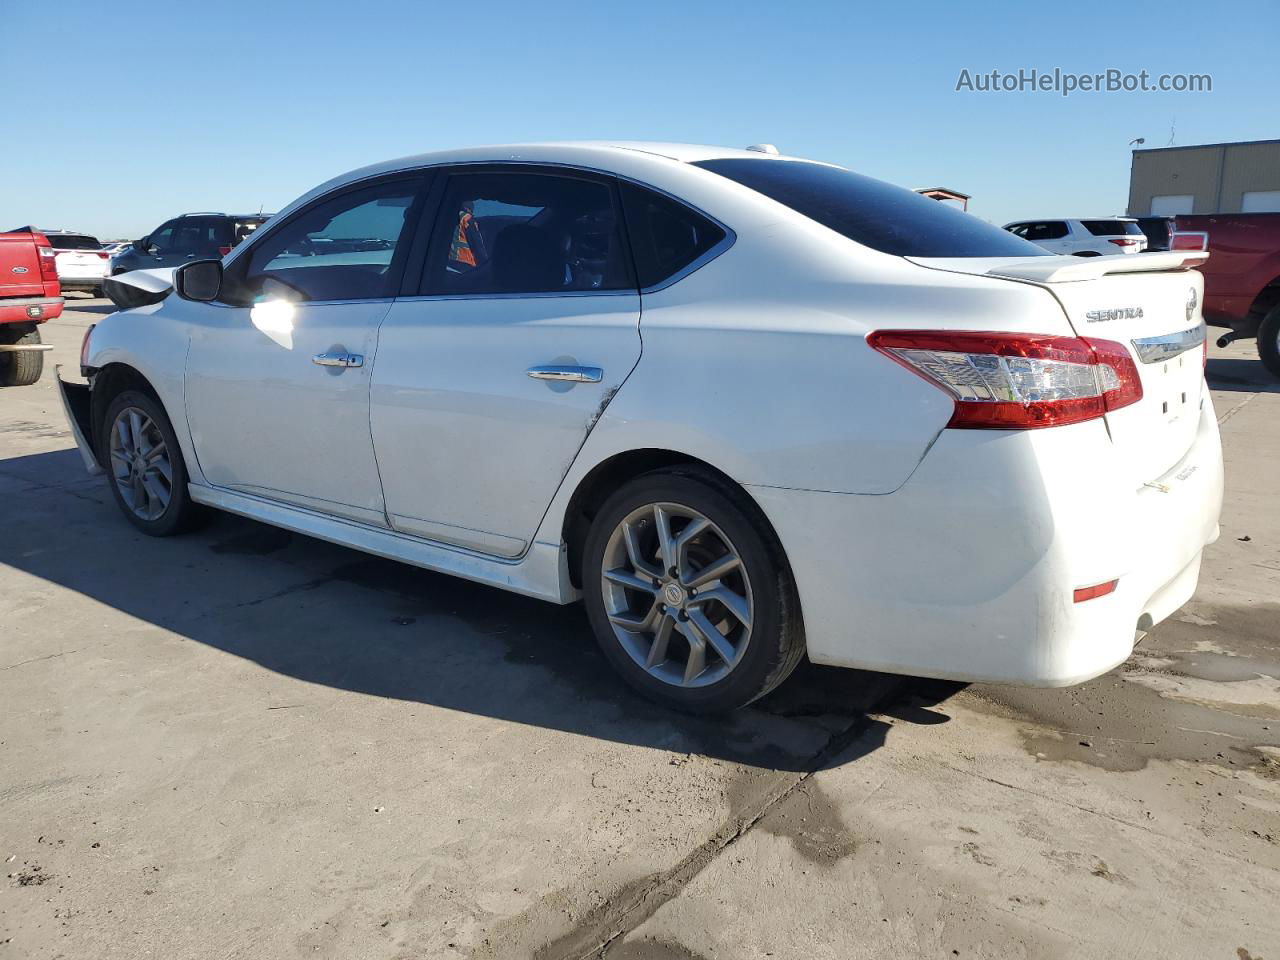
[600,502,754,688]
[108,407,173,521]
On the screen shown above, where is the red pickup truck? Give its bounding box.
[0,229,62,386]
[1174,212,1280,378]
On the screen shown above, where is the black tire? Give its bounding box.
[1258,305,1280,380]
[101,389,204,536]
[0,326,44,387]
[582,466,805,713]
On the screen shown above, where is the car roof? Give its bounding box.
[1004,217,1137,225]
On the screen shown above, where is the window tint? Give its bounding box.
[423,172,632,295]
[169,218,233,256]
[1021,221,1069,241]
[147,220,177,251]
[49,234,101,250]
[619,182,726,288]
[1080,219,1144,237]
[243,180,419,302]
[693,159,1048,258]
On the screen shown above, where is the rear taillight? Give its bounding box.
[95,251,109,259]
[218,245,232,256]
[1108,238,1140,247]
[868,331,1143,430]
[36,241,59,282]
[1170,231,1208,251]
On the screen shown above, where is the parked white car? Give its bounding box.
[1004,218,1148,256]
[42,231,110,295]
[61,142,1222,712]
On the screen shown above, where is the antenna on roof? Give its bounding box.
[745,143,780,155]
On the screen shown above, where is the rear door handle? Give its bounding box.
[313,352,364,368]
[527,364,602,383]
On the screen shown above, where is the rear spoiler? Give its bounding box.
[977,250,1209,284]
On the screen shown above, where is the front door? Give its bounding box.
[370,168,642,557]
[185,176,426,526]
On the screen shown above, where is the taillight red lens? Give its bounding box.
[867,331,1143,430]
[96,251,109,259]
[1170,232,1208,251]
[218,245,232,256]
[36,241,59,283]
[1108,238,1139,246]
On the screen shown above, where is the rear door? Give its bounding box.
[369,166,641,557]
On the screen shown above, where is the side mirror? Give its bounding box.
[137,237,155,254]
[175,259,223,302]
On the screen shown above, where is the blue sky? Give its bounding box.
[3,0,1272,238]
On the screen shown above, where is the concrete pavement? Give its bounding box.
[2,298,1277,959]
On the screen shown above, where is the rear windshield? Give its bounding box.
[1080,220,1144,237]
[48,234,101,250]
[692,159,1047,258]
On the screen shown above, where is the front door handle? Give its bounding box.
[313,352,364,368]
[527,364,602,383]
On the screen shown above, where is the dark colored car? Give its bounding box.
[1134,216,1175,252]
[108,212,272,304]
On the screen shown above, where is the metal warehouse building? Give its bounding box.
[1127,138,1280,216]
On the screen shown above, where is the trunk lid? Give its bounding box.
[908,251,1209,485]
[0,233,46,299]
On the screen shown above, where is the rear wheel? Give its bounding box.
[0,326,44,387]
[102,390,203,535]
[1258,305,1280,379]
[582,467,804,713]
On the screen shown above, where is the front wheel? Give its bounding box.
[582,467,804,713]
[1258,305,1280,380]
[102,390,204,535]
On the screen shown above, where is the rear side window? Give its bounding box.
[693,159,1048,258]
[619,182,726,288]
[422,171,633,296]
[1080,220,1144,237]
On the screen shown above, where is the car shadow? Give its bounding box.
[3,447,962,774]
[61,303,118,316]
[1206,356,1280,394]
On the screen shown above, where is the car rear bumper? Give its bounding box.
[750,394,1224,687]
[58,277,106,291]
[0,296,63,323]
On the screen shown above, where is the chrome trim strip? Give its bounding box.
[527,364,603,383]
[1131,322,1206,364]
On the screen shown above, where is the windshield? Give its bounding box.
[692,159,1048,258]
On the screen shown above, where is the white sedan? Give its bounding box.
[61,142,1223,712]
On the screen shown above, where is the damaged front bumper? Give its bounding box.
[56,365,102,476]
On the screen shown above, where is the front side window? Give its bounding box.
[147,220,177,252]
[693,158,1048,258]
[241,180,420,302]
[619,182,726,288]
[422,171,632,296]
